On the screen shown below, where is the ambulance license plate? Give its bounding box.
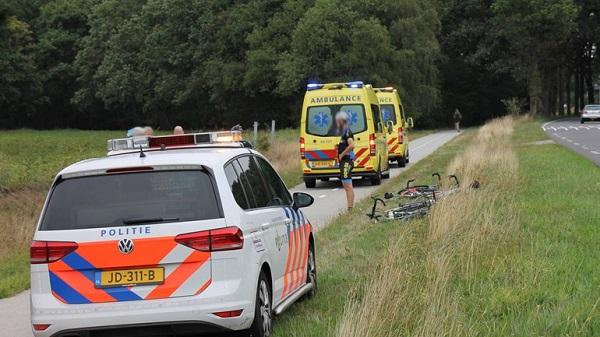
[312,160,336,168]
[96,267,164,287]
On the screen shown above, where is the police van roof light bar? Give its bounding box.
[107,131,244,154]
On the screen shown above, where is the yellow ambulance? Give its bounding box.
[374,87,413,167]
[299,81,390,188]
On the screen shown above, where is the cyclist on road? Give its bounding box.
[336,111,355,210]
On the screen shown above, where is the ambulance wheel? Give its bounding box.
[397,156,406,168]
[370,170,382,186]
[321,178,330,182]
[406,149,410,163]
[248,271,272,337]
[304,178,316,188]
[306,242,317,298]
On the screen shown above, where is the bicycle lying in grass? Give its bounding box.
[367,173,480,222]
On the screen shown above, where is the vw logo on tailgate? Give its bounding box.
[118,238,135,254]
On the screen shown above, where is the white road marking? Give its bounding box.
[583,146,589,150]
[574,143,580,146]
[331,188,339,191]
[566,139,573,142]
[318,194,327,199]
[541,121,553,131]
[569,126,579,130]
[591,151,600,155]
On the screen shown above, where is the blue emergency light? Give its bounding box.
[346,81,364,88]
[306,81,364,91]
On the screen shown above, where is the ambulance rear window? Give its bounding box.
[40,170,222,231]
[306,104,366,136]
[381,104,397,124]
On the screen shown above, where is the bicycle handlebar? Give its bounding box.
[448,174,460,187]
[432,172,441,183]
[368,197,386,219]
[406,179,415,189]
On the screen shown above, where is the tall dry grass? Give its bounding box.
[336,116,519,337]
[264,139,301,177]
[0,188,45,257]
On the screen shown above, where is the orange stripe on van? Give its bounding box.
[294,224,305,291]
[50,260,115,303]
[281,228,294,298]
[77,237,179,269]
[298,224,310,287]
[387,137,397,145]
[195,279,212,295]
[358,156,371,167]
[146,251,209,299]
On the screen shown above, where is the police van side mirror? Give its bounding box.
[293,192,314,209]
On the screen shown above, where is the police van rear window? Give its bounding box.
[40,170,222,231]
[306,104,367,137]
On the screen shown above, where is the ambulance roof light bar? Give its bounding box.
[374,87,396,93]
[307,81,365,91]
[107,130,244,155]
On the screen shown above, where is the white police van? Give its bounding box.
[30,131,317,337]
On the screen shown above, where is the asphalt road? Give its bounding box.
[542,118,600,166]
[0,130,458,337]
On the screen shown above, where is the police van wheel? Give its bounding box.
[249,271,272,337]
[397,156,406,168]
[304,178,316,188]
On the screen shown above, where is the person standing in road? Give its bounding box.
[453,108,462,132]
[336,111,355,210]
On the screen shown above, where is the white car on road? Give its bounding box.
[30,131,317,337]
[581,105,600,123]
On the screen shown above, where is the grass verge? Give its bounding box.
[275,117,600,336]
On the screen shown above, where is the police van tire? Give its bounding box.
[304,178,316,188]
[249,271,272,337]
[397,156,406,168]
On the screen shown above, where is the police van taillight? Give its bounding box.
[175,227,244,252]
[30,241,78,264]
[300,137,306,159]
[369,134,376,156]
[398,127,404,144]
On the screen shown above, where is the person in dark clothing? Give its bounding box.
[336,111,355,209]
[453,108,462,132]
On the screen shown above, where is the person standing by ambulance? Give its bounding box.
[336,111,355,210]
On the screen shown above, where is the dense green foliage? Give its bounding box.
[0,0,598,129]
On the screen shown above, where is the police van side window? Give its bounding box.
[255,156,292,206]
[371,104,382,132]
[224,163,250,209]
[236,156,271,208]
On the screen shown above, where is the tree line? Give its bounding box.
[0,0,598,130]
